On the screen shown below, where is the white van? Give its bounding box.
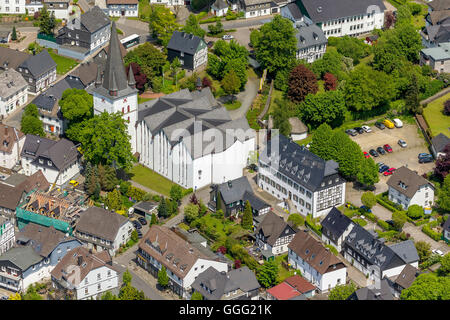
[393,118,403,128]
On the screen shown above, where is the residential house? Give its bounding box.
[17,50,57,94]
[74,207,133,256]
[294,24,327,63]
[444,217,450,243]
[255,211,297,257]
[209,176,271,218]
[51,246,119,300]
[104,0,139,17]
[420,42,450,73]
[0,47,30,72]
[21,135,81,186]
[258,134,346,218]
[348,279,394,300]
[266,274,316,300]
[66,61,99,88]
[191,266,260,300]
[431,132,450,158]
[387,166,435,209]
[136,225,228,299]
[238,0,279,18]
[296,0,386,38]
[0,171,49,224]
[387,240,419,269]
[0,217,15,254]
[56,6,111,54]
[387,263,420,298]
[42,0,73,20]
[288,229,347,292]
[0,68,28,118]
[0,0,26,14]
[148,0,184,6]
[321,206,355,252]
[167,31,208,71]
[211,0,229,17]
[0,223,82,292]
[281,2,305,28]
[0,124,25,169]
[421,0,450,47]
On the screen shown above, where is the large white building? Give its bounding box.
[0,68,28,118]
[0,0,26,14]
[258,134,345,218]
[91,23,255,190]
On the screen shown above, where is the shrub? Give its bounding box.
[419,254,442,270]
[353,218,368,227]
[377,220,392,231]
[305,215,322,236]
[287,214,305,228]
[376,197,399,213]
[361,191,377,209]
[422,224,442,241]
[325,244,338,255]
[362,210,378,223]
[407,204,424,219]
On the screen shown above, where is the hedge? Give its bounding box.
[419,254,442,270]
[199,16,221,24]
[377,220,391,231]
[362,211,378,223]
[353,218,368,227]
[376,197,399,213]
[414,219,430,227]
[422,224,442,241]
[376,230,398,240]
[305,216,322,236]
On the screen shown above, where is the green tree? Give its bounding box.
[38,5,56,36]
[405,74,421,114]
[170,185,183,203]
[253,15,297,75]
[184,203,199,224]
[150,213,157,225]
[407,204,424,219]
[190,291,203,300]
[395,4,412,26]
[329,131,363,178]
[20,104,45,137]
[75,112,135,170]
[157,196,169,218]
[415,241,431,262]
[257,260,279,288]
[357,157,379,187]
[361,192,377,209]
[131,230,139,243]
[272,98,291,137]
[328,282,356,300]
[101,291,119,300]
[392,211,408,230]
[22,285,43,300]
[182,14,206,38]
[106,188,122,211]
[11,26,17,41]
[329,36,369,64]
[438,253,450,276]
[299,90,346,129]
[119,283,146,300]
[148,4,181,46]
[242,200,253,230]
[309,123,334,160]
[438,175,450,211]
[287,213,304,228]
[158,266,169,288]
[97,164,117,192]
[124,42,167,80]
[401,273,450,300]
[122,269,132,286]
[208,20,223,35]
[311,48,347,80]
[60,88,93,140]
[221,70,241,98]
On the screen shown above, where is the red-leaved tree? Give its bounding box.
[217,246,226,255]
[190,193,199,205]
[202,77,213,90]
[444,99,450,116]
[234,260,241,269]
[287,64,318,103]
[126,62,148,93]
[434,144,450,180]
[385,11,395,29]
[323,72,338,91]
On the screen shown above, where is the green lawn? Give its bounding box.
[138,0,152,20]
[129,164,185,196]
[138,96,153,104]
[48,51,78,75]
[422,92,450,137]
[275,254,296,282]
[224,100,242,110]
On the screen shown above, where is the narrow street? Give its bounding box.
[229,76,260,120]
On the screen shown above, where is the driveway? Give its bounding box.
[402,222,450,254]
[228,75,259,120]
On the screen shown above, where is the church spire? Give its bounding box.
[102,21,128,95]
[128,65,136,89]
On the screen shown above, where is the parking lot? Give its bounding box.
[348,123,435,192]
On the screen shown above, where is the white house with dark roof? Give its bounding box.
[258,134,346,218]
[148,0,183,6]
[386,166,435,209]
[431,133,450,158]
[0,68,28,117]
[17,50,57,94]
[0,0,26,13]
[0,124,25,169]
[104,0,139,17]
[0,217,15,254]
[74,206,133,256]
[321,207,355,252]
[167,31,208,71]
[238,0,279,18]
[211,0,229,17]
[294,24,327,63]
[21,134,81,186]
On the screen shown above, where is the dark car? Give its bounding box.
[418,153,432,159]
[419,155,434,163]
[375,122,386,130]
[137,230,143,239]
[379,165,389,173]
[354,127,364,134]
[207,41,214,49]
[345,129,357,136]
[360,205,372,213]
[138,217,147,225]
[133,220,142,230]
[369,149,379,157]
[248,42,254,48]
[248,163,258,172]
[386,220,395,228]
[376,147,386,155]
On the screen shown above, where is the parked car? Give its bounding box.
[377,162,384,167]
[376,147,386,155]
[418,153,432,159]
[386,220,395,228]
[137,230,143,239]
[369,149,379,157]
[363,151,370,158]
[207,41,214,48]
[345,129,357,136]
[419,154,434,163]
[375,121,386,130]
[138,217,147,225]
[222,34,234,40]
[383,119,395,129]
[383,168,396,176]
[432,249,444,256]
[362,125,372,133]
[379,165,390,173]
[133,220,142,230]
[360,205,372,213]
[354,127,364,134]
[393,118,403,128]
[398,139,407,148]
[383,144,393,153]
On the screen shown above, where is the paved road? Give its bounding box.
[229,76,260,120]
[200,15,273,30]
[402,222,450,254]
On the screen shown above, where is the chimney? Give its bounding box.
[77,256,83,266]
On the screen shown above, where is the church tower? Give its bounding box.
[92,21,138,153]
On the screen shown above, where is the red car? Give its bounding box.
[383,168,396,176]
[383,144,393,153]
[363,151,370,158]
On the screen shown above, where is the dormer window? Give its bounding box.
[48,160,52,166]
[305,249,310,254]
[39,159,44,164]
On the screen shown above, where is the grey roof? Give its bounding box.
[19,50,56,78]
[212,0,229,10]
[352,279,394,300]
[295,24,327,50]
[284,2,303,20]
[133,201,158,214]
[259,134,344,192]
[0,69,27,100]
[386,166,434,199]
[0,246,42,271]
[321,207,353,241]
[424,24,450,44]
[421,42,450,61]
[300,0,386,23]
[167,31,205,55]
[175,228,208,245]
[0,31,10,39]
[80,6,110,33]
[228,266,260,292]
[431,133,450,153]
[0,47,30,71]
[428,0,450,11]
[388,240,419,265]
[21,135,80,172]
[75,207,129,241]
[394,264,419,290]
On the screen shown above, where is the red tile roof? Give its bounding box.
[267,282,302,300]
[284,275,316,293]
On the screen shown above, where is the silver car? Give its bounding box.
[222,34,234,40]
[362,125,372,133]
[398,139,407,148]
